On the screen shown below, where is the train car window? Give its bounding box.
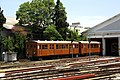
[56,44,59,49]
[98,44,100,48]
[73,45,75,48]
[69,44,78,48]
[75,45,76,48]
[56,44,64,49]
[59,44,61,49]
[40,45,41,49]
[42,44,48,49]
[75,44,79,48]
[65,44,68,49]
[60,44,62,49]
[37,45,39,49]
[81,44,83,48]
[39,45,41,49]
[83,44,86,48]
[50,44,54,49]
[91,44,94,48]
[62,44,64,48]
[97,44,99,48]
[94,44,96,48]
[90,44,99,48]
[69,44,72,48]
[96,44,99,48]
[77,44,78,48]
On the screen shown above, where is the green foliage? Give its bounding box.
[16,0,87,41]
[66,29,87,41]
[43,25,63,40]
[53,0,68,28]
[14,32,26,51]
[1,30,27,57]
[79,35,87,41]
[66,29,78,41]
[14,32,27,58]
[16,0,55,40]
[71,30,79,41]
[52,0,69,40]
[16,0,55,28]
[1,36,15,52]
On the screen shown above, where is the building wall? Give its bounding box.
[68,25,89,35]
[86,13,120,56]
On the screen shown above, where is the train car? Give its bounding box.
[26,40,100,60]
[26,40,79,60]
[79,41,100,55]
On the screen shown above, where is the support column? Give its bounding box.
[102,38,106,56]
[118,37,120,56]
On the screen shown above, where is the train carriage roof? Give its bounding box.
[29,40,78,44]
[27,40,100,44]
[79,41,100,44]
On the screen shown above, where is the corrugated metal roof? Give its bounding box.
[97,19,120,32]
[83,13,120,35]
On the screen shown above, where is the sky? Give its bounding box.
[1,0,120,27]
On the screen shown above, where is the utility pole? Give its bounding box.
[88,37,91,61]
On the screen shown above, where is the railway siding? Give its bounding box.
[0,56,120,79]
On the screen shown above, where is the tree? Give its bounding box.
[52,0,69,40]
[14,32,27,58]
[1,25,27,59]
[79,34,87,41]
[1,32,27,59]
[65,28,87,41]
[43,25,63,40]
[0,7,6,57]
[16,0,55,40]
[12,26,28,58]
[1,36,15,53]
[0,7,6,29]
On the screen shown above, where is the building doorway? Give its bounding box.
[105,38,118,56]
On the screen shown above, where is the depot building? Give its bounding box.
[85,13,120,56]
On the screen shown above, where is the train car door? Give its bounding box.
[82,44,87,54]
[41,44,49,56]
[49,44,55,56]
[38,44,42,56]
[70,43,74,56]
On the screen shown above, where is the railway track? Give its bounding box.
[0,56,100,69]
[0,56,120,80]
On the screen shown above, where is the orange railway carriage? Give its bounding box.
[79,41,100,55]
[26,40,100,59]
[26,40,79,59]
